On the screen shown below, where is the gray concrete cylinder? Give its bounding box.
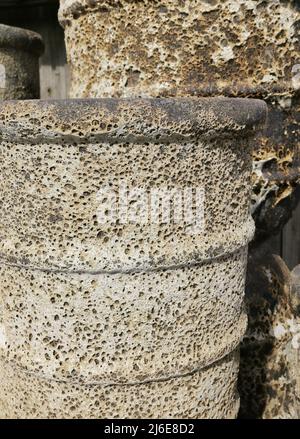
[0,98,266,418]
[0,24,44,99]
[58,0,300,240]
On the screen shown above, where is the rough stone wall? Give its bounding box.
[0,98,266,418]
[0,24,44,99]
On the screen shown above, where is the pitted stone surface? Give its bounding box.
[0,24,44,100]
[58,0,300,239]
[0,351,239,419]
[0,98,266,418]
[239,254,300,419]
[58,0,299,99]
[0,98,264,272]
[0,250,247,384]
[251,99,300,241]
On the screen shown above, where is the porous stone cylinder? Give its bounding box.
[58,0,300,239]
[0,24,44,99]
[0,98,266,418]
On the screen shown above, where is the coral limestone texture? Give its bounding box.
[0,98,266,418]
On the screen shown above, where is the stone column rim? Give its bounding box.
[0,97,267,144]
[0,23,44,56]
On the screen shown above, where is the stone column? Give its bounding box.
[0,97,266,418]
[0,24,44,99]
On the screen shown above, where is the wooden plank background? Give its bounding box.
[1,1,299,270]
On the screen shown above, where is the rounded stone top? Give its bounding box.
[0,24,44,56]
[59,0,154,26]
[0,97,267,144]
